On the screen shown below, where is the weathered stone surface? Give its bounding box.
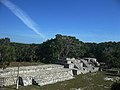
[0,58,100,87]
[57,58,100,75]
[0,64,73,86]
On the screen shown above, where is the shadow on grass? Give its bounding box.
[105,73,120,77]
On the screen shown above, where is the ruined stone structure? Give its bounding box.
[0,58,100,87]
[56,58,100,75]
[0,64,73,86]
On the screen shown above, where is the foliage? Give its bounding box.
[111,81,120,90]
[36,34,86,63]
[0,35,120,67]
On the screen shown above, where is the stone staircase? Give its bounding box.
[71,60,82,69]
[81,59,99,72]
[71,59,98,74]
[81,59,94,72]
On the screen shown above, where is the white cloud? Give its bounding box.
[0,0,45,39]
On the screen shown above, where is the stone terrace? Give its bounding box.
[0,64,73,86]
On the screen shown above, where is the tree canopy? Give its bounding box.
[0,35,120,67]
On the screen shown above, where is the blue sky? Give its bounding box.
[0,0,120,43]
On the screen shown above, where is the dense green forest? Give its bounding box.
[0,34,120,67]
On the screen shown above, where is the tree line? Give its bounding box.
[0,34,120,67]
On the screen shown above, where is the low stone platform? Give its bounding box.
[0,64,73,86]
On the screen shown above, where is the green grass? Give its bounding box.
[8,62,45,67]
[2,71,114,90]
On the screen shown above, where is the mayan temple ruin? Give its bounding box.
[0,58,100,87]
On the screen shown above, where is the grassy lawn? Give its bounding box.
[2,71,114,90]
[8,62,45,67]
